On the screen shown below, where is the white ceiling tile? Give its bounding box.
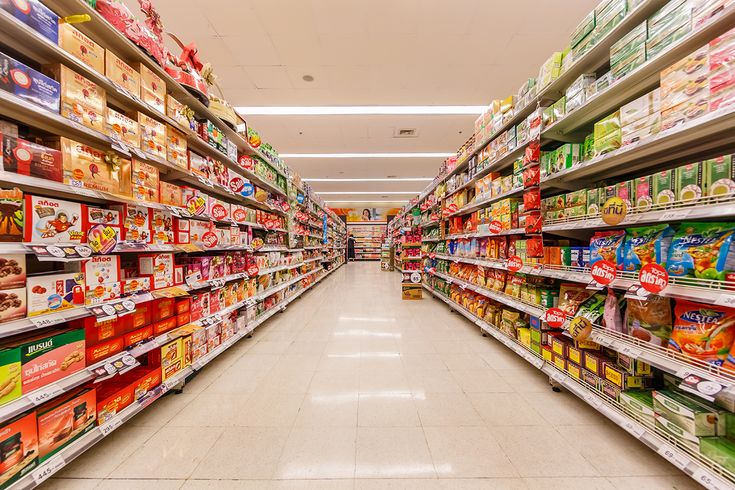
[244,66,293,89]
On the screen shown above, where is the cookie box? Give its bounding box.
[151,208,173,244]
[188,151,211,180]
[152,297,175,322]
[50,137,132,196]
[160,337,184,381]
[653,390,726,436]
[0,347,20,405]
[85,335,123,364]
[45,64,105,132]
[82,255,121,304]
[84,206,121,254]
[182,187,208,216]
[106,107,140,148]
[37,387,96,463]
[152,316,176,336]
[138,112,166,159]
[58,23,104,73]
[138,252,174,290]
[0,51,60,113]
[173,217,190,244]
[166,94,189,128]
[13,328,85,391]
[122,276,150,296]
[166,125,187,168]
[27,272,84,316]
[95,380,133,425]
[0,254,24,291]
[1,133,62,182]
[111,203,152,244]
[123,324,153,348]
[104,50,140,97]
[159,182,182,207]
[132,159,159,203]
[0,411,37,489]
[135,62,165,113]
[0,287,25,324]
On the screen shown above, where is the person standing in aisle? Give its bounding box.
[347,232,355,261]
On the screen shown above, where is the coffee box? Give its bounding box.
[58,23,104,73]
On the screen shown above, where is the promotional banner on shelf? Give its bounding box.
[331,207,401,222]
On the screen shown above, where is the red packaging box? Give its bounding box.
[1,133,62,181]
[37,388,96,463]
[0,412,37,486]
[175,297,191,314]
[84,206,122,254]
[152,297,175,322]
[152,316,177,336]
[96,381,134,424]
[124,325,153,347]
[129,302,152,331]
[73,315,123,346]
[86,336,124,364]
[123,366,161,401]
[110,203,152,244]
[177,312,190,326]
[189,292,209,322]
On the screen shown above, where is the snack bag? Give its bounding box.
[575,292,607,323]
[602,288,624,333]
[625,295,673,345]
[558,283,594,316]
[590,230,626,269]
[623,225,674,272]
[666,222,735,281]
[669,300,735,366]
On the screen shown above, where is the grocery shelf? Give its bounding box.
[422,237,443,243]
[448,187,524,218]
[422,284,734,490]
[543,2,735,143]
[475,137,531,180]
[445,227,525,239]
[542,105,735,188]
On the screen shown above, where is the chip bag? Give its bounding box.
[623,225,674,272]
[558,283,594,316]
[625,295,672,345]
[668,300,735,366]
[667,222,735,281]
[590,230,626,269]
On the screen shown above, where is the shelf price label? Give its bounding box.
[98,415,123,436]
[656,443,690,469]
[590,260,616,286]
[32,455,66,485]
[29,383,64,405]
[488,220,502,235]
[639,263,668,294]
[30,313,65,329]
[506,256,523,272]
[544,307,566,328]
[691,467,727,490]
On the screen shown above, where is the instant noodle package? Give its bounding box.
[669,300,735,366]
[666,222,735,281]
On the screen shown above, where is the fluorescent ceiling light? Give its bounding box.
[304,178,433,182]
[281,153,453,158]
[235,105,484,115]
[319,191,417,195]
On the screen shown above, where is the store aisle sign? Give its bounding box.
[590,260,616,285]
[639,263,668,294]
[601,197,627,226]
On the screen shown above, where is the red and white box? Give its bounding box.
[138,253,174,290]
[82,255,121,304]
[24,195,85,243]
[173,217,190,244]
[111,203,152,244]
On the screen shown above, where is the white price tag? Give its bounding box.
[30,313,65,329]
[192,359,206,370]
[583,391,602,408]
[98,415,123,436]
[621,419,646,438]
[715,294,735,308]
[660,209,691,221]
[31,455,65,484]
[691,467,726,490]
[619,345,642,358]
[210,279,226,289]
[29,383,64,405]
[164,378,179,391]
[656,443,690,469]
[551,371,566,384]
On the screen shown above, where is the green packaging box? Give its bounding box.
[587,188,600,214]
[700,437,735,474]
[652,390,726,436]
[676,162,703,203]
[583,133,595,160]
[655,414,702,452]
[652,168,676,206]
[566,189,587,208]
[571,11,596,48]
[560,246,572,266]
[610,22,647,66]
[620,390,655,425]
[705,154,735,198]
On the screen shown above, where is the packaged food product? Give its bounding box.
[37,388,96,463]
[1,0,58,43]
[51,138,132,195]
[633,175,653,211]
[590,230,626,269]
[0,411,37,488]
[669,300,735,365]
[1,133,62,182]
[705,154,735,198]
[667,222,735,281]
[623,224,674,272]
[625,295,672,345]
[0,52,60,113]
[136,62,165,113]
[558,283,594,316]
[45,64,106,132]
[138,112,166,158]
[652,168,676,206]
[676,162,704,203]
[24,194,84,243]
[58,23,104,73]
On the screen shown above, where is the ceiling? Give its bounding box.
[125,0,599,206]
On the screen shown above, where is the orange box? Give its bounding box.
[176,311,191,326]
[37,388,96,463]
[127,366,161,400]
[175,297,191,314]
[0,412,37,486]
[152,316,177,336]
[96,382,133,424]
[547,246,561,266]
[45,64,106,133]
[124,324,153,347]
[59,24,104,73]
[86,336,124,363]
[79,316,122,346]
[160,182,183,207]
[152,297,175,322]
[129,302,152,330]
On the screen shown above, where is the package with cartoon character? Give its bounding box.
[24,195,84,243]
[666,222,735,281]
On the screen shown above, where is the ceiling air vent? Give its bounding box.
[393,127,418,138]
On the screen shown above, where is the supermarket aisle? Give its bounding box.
[49,263,697,490]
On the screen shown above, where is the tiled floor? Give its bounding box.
[49,263,697,489]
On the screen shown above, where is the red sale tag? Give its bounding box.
[229,176,245,193]
[202,231,218,248]
[448,203,459,213]
[211,203,228,221]
[281,202,291,212]
[246,263,260,277]
[545,307,566,328]
[590,260,616,285]
[507,255,523,272]
[430,213,439,221]
[639,263,668,294]
[488,220,502,234]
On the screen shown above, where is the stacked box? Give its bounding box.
[660,45,709,131]
[709,27,735,112]
[610,22,647,81]
[566,73,596,112]
[593,111,622,155]
[646,0,693,60]
[620,88,661,146]
[538,51,565,88]
[571,10,596,49]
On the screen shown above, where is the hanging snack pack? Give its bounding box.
[590,230,626,269]
[669,300,735,366]
[666,222,735,281]
[625,295,673,346]
[623,224,674,272]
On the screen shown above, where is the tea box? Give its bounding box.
[132,159,159,203]
[652,169,676,206]
[106,107,140,148]
[0,51,60,112]
[653,390,726,436]
[700,437,735,473]
[58,23,104,73]
[45,64,106,132]
[676,162,703,203]
[24,195,84,243]
[37,388,96,462]
[135,62,165,113]
[620,390,655,426]
[704,154,735,197]
[105,50,140,97]
[1,133,62,182]
[138,112,166,159]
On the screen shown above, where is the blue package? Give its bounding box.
[589,230,625,269]
[0,51,60,112]
[623,225,674,272]
[1,0,59,43]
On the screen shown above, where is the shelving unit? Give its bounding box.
[347,222,386,261]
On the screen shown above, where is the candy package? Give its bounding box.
[666,222,735,281]
[623,224,674,272]
[590,230,626,269]
[669,300,735,366]
[625,295,673,346]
